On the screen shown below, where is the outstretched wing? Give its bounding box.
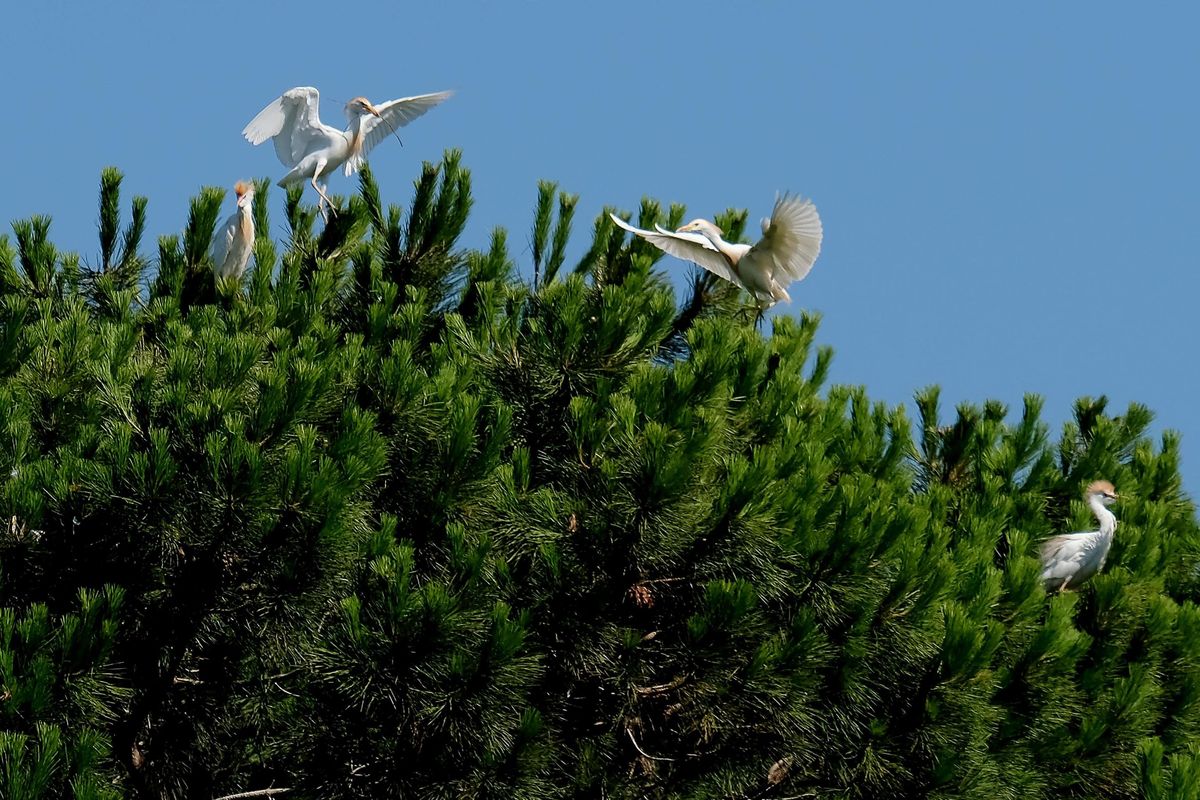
[750,193,823,283]
[609,214,739,285]
[356,90,454,161]
[242,87,339,168]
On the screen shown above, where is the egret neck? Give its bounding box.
[1088,493,1118,539]
[347,115,368,161]
[238,203,253,242]
[694,224,742,271]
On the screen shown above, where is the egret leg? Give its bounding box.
[1058,577,1071,593]
[311,177,336,223]
[310,163,336,223]
[753,296,775,330]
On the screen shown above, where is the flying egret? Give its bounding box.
[210,181,255,280]
[1039,480,1120,593]
[242,86,453,219]
[609,193,823,309]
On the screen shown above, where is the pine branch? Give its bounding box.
[118,194,148,274]
[98,166,122,271]
[544,190,577,284]
[12,215,56,296]
[531,180,555,288]
[183,186,225,270]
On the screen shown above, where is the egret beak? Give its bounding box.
[366,103,382,118]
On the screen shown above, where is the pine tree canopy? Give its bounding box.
[1,158,1198,800]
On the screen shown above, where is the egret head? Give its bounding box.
[1085,479,1119,506]
[234,181,255,209]
[346,96,382,118]
[677,219,723,238]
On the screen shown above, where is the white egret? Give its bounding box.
[1039,480,1120,593]
[609,194,823,309]
[210,181,255,280]
[242,86,453,219]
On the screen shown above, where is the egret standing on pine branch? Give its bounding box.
[210,181,255,281]
[1039,480,1120,593]
[242,86,453,220]
[609,193,823,309]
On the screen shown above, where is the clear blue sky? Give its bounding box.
[3,3,1197,493]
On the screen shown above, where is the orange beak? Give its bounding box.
[366,102,382,118]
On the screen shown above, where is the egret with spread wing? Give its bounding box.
[210,181,255,281]
[243,86,453,220]
[609,193,823,309]
[1039,480,1120,593]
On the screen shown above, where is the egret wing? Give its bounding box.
[654,223,713,248]
[1039,530,1104,585]
[357,91,454,160]
[751,194,823,283]
[210,211,237,275]
[1040,532,1089,564]
[609,214,739,284]
[243,87,338,168]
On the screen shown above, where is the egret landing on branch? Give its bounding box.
[211,181,255,281]
[242,86,453,220]
[1039,480,1120,593]
[609,193,823,310]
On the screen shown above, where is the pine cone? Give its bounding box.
[767,755,794,785]
[628,583,654,608]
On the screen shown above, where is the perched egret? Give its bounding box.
[1039,480,1120,593]
[242,86,453,219]
[210,181,255,280]
[609,193,823,309]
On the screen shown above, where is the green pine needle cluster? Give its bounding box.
[0,156,1197,799]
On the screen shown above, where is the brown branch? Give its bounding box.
[213,789,293,800]
[634,674,688,696]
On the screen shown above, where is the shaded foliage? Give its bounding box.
[0,157,1197,799]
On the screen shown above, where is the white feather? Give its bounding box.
[609,213,739,284]
[609,192,824,308]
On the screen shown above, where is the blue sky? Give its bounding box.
[3,3,1197,493]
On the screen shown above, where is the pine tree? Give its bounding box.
[0,158,1197,799]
